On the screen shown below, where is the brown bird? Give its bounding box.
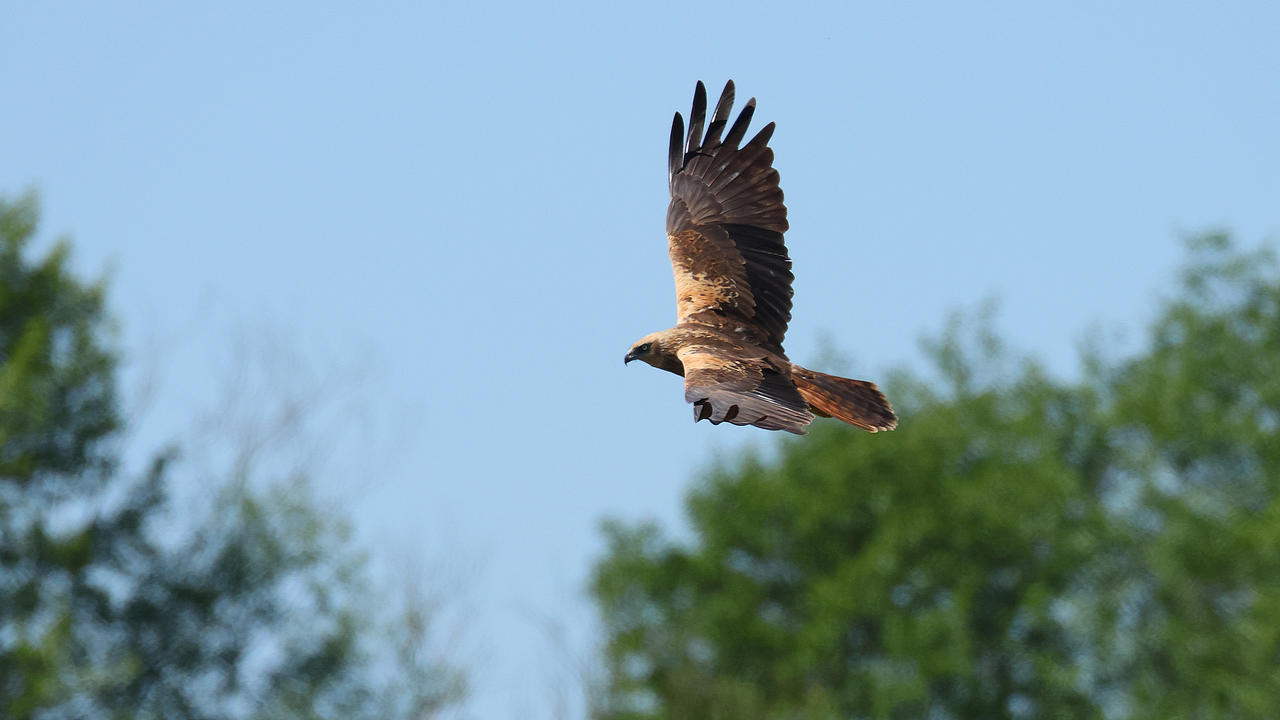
[624,80,897,435]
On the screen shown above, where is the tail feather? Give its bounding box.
[791,365,898,433]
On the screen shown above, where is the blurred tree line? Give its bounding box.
[592,233,1280,719]
[0,192,462,719]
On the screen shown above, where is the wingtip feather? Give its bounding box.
[668,111,684,182]
[722,98,757,149]
[685,81,708,158]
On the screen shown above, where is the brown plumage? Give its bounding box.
[625,81,896,435]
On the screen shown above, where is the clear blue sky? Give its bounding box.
[5,2,1279,717]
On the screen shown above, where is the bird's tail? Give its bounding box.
[791,365,898,433]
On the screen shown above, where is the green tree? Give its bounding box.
[0,191,462,719]
[1102,235,1280,719]
[591,234,1280,719]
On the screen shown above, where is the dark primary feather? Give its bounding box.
[666,80,794,352]
[668,112,684,188]
[703,83,735,148]
[685,81,706,162]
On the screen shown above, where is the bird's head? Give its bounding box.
[623,333,661,367]
[624,331,679,372]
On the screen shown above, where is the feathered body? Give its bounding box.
[625,81,896,435]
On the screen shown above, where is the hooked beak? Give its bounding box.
[624,351,637,366]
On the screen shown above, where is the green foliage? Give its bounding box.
[0,192,116,482]
[0,192,462,719]
[592,234,1280,719]
[1102,235,1280,719]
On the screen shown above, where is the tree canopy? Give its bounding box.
[592,234,1280,720]
[0,191,462,719]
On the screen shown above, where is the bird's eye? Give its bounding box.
[636,343,651,353]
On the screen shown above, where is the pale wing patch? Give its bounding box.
[668,228,755,325]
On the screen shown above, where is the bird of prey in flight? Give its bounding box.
[624,80,897,435]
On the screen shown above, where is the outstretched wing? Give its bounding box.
[667,80,794,355]
[678,346,813,434]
